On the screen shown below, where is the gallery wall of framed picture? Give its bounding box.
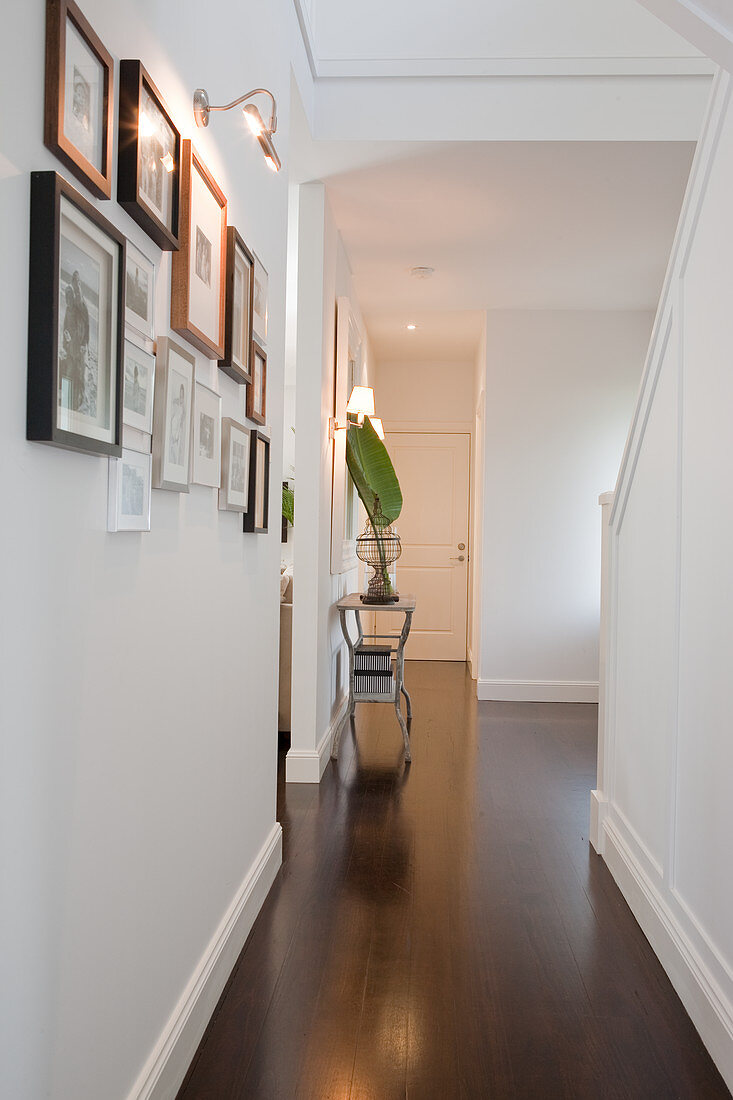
[44,0,115,200]
[30,0,277,541]
[171,140,227,360]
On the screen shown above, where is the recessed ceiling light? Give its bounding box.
[406,323,417,331]
[410,266,434,280]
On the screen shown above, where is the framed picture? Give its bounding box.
[123,335,155,434]
[244,430,270,533]
[219,418,250,512]
[219,227,254,384]
[246,339,267,425]
[192,380,221,487]
[118,60,181,250]
[44,0,114,199]
[27,172,124,456]
[108,448,152,531]
[152,337,194,491]
[252,253,268,345]
[125,242,155,339]
[171,141,227,359]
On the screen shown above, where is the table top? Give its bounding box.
[337,593,416,612]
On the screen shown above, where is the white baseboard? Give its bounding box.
[126,823,283,1100]
[603,818,733,1094]
[477,679,599,703]
[589,789,609,854]
[285,693,348,784]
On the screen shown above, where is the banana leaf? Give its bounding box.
[345,416,402,527]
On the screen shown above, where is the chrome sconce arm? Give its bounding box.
[192,87,281,171]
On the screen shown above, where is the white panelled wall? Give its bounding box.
[593,71,733,1092]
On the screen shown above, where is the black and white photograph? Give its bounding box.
[44,0,114,199]
[244,430,269,533]
[122,337,155,434]
[219,227,254,384]
[125,243,155,338]
[139,81,176,228]
[219,418,250,512]
[252,252,268,344]
[171,141,227,359]
[118,61,180,250]
[195,226,212,287]
[28,173,124,456]
[246,339,267,426]
[192,380,221,487]
[108,447,152,531]
[152,337,194,491]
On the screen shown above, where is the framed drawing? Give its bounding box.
[246,339,267,425]
[244,430,269,533]
[108,448,152,531]
[330,297,363,573]
[122,335,155,434]
[219,417,250,512]
[27,172,124,456]
[171,140,227,359]
[152,337,194,491]
[192,380,221,487]
[118,60,181,250]
[252,253,268,345]
[44,0,114,199]
[219,227,253,384]
[125,242,155,339]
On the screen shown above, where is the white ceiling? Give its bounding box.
[301,0,703,75]
[315,140,694,360]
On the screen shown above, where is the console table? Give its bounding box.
[332,593,415,762]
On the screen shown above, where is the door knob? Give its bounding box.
[458,542,465,550]
[450,555,465,562]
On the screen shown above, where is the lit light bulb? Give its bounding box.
[243,104,265,135]
[265,154,278,172]
[407,323,417,331]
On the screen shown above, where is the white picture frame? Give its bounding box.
[252,252,268,345]
[125,242,155,339]
[219,417,251,512]
[107,448,152,531]
[152,337,194,492]
[192,380,221,487]
[122,334,155,434]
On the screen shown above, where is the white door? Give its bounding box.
[374,432,470,660]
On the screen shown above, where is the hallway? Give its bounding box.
[178,663,728,1099]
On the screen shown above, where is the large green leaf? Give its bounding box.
[345,416,402,525]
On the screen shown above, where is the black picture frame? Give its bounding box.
[219,226,254,384]
[27,171,125,456]
[244,431,270,533]
[44,0,114,199]
[118,59,181,250]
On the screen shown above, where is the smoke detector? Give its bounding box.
[410,266,434,280]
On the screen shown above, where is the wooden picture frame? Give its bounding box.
[171,140,227,359]
[219,227,254,384]
[118,60,181,250]
[27,171,125,456]
[246,339,267,425]
[219,417,251,513]
[152,337,195,492]
[244,430,270,533]
[44,0,114,199]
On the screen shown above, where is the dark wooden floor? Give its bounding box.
[178,662,729,1099]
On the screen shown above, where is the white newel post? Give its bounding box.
[590,490,615,854]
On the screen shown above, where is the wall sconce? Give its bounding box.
[192,87,281,172]
[329,386,376,440]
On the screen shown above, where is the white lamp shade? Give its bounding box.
[346,386,375,417]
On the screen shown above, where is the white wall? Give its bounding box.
[594,72,733,1092]
[477,310,651,701]
[373,358,475,425]
[0,2,311,1098]
[287,183,368,782]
